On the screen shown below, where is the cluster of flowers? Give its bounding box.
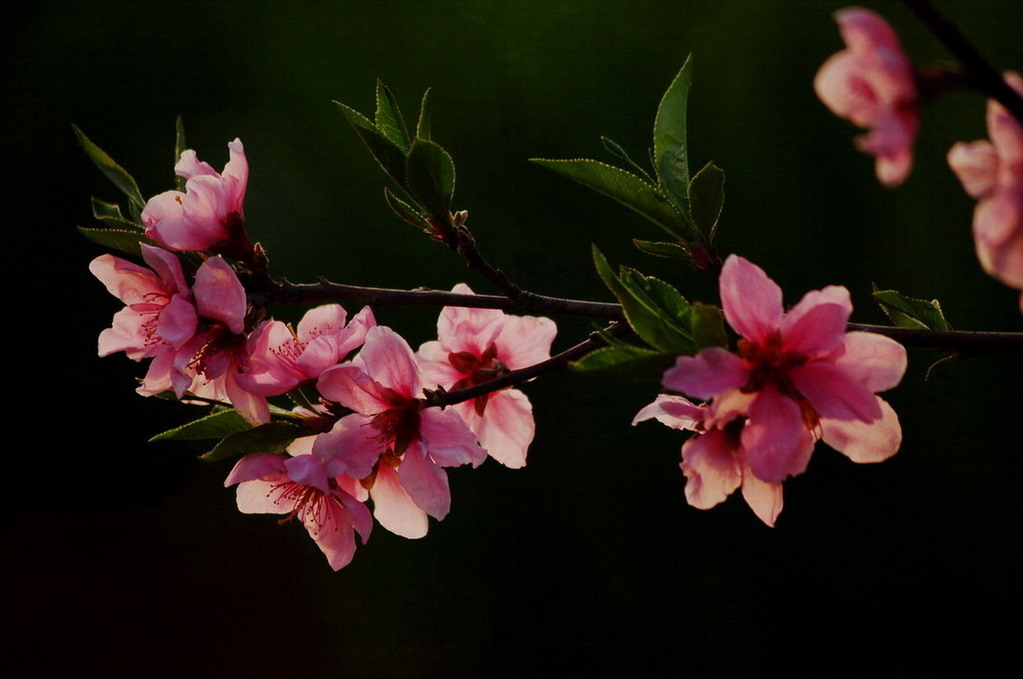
[815,6,1023,310]
[91,140,556,569]
[636,256,907,525]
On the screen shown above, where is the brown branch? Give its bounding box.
[847,323,1023,355]
[901,0,1023,122]
[259,278,624,320]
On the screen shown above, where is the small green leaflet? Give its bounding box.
[200,421,306,463]
[150,409,253,442]
[872,287,951,331]
[73,126,147,209]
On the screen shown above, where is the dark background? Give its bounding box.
[4,1,1020,676]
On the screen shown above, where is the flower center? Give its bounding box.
[738,332,820,431]
[371,388,422,456]
[448,342,510,416]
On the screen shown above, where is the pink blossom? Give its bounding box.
[814,7,919,186]
[417,284,557,468]
[633,395,785,526]
[238,305,377,396]
[141,138,252,255]
[313,326,486,538]
[664,255,906,485]
[225,451,372,570]
[948,72,1023,311]
[91,246,265,421]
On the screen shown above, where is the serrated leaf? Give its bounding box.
[335,100,409,186]
[872,287,951,331]
[199,421,305,463]
[416,88,432,141]
[687,161,724,243]
[150,410,252,442]
[653,56,693,208]
[174,116,187,192]
[533,159,684,239]
[375,80,411,153]
[633,239,691,260]
[77,226,154,257]
[406,137,455,222]
[73,126,147,208]
[384,186,433,231]
[592,246,695,354]
[691,302,727,350]
[600,136,654,183]
[570,344,677,379]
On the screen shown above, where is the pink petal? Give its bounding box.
[370,464,429,539]
[225,452,288,486]
[462,389,535,468]
[284,454,330,493]
[780,286,852,356]
[317,364,389,415]
[311,414,384,480]
[296,304,347,344]
[719,255,784,343]
[680,430,742,510]
[155,295,198,348]
[835,7,901,53]
[821,396,902,463]
[416,340,463,388]
[830,331,907,393]
[193,257,246,334]
[437,283,504,352]
[789,360,883,422]
[234,479,291,515]
[301,495,358,571]
[419,408,486,468]
[397,442,451,520]
[948,141,998,198]
[356,326,421,398]
[739,463,784,527]
[492,315,558,370]
[741,387,815,482]
[662,348,748,401]
[632,394,703,431]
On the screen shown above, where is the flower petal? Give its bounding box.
[790,360,883,422]
[680,430,742,510]
[632,394,703,431]
[397,443,451,520]
[462,389,535,468]
[830,331,907,393]
[741,387,815,482]
[739,463,784,527]
[419,408,486,468]
[371,465,429,539]
[662,348,748,400]
[780,286,851,356]
[719,255,784,343]
[821,396,902,463]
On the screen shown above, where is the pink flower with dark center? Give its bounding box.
[815,7,919,186]
[313,326,486,538]
[664,255,906,484]
[238,305,376,396]
[948,72,1023,311]
[225,451,372,571]
[142,138,252,256]
[417,284,557,468]
[633,394,786,526]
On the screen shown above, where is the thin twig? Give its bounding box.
[847,323,1023,355]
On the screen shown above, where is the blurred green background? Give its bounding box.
[4,0,1020,676]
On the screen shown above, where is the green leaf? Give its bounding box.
[872,287,951,331]
[149,410,252,442]
[687,161,724,243]
[532,159,684,239]
[77,226,153,257]
[73,126,147,209]
[600,136,654,183]
[570,343,676,379]
[592,246,695,354]
[690,302,727,350]
[406,137,456,222]
[89,197,145,232]
[384,186,433,231]
[416,88,432,141]
[375,80,411,153]
[632,239,691,260]
[335,101,409,186]
[174,116,187,192]
[199,421,305,463]
[653,56,693,208]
